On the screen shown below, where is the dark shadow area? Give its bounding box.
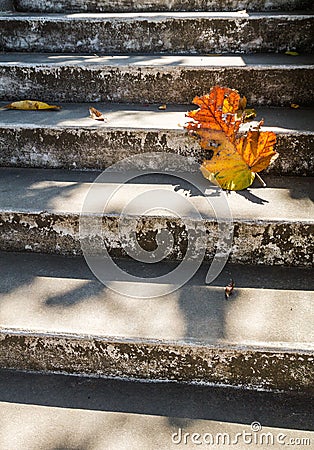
[252,174,314,201]
[1,251,313,299]
[235,189,269,205]
[0,369,312,431]
[44,280,104,307]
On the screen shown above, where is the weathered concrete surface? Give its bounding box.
[0,372,313,450]
[0,0,13,11]
[1,251,313,347]
[0,53,313,105]
[0,13,313,54]
[0,103,313,175]
[14,0,314,13]
[0,330,313,392]
[0,168,312,266]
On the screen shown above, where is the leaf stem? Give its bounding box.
[255,173,267,187]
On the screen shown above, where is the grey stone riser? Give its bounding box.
[0,56,313,105]
[1,330,313,392]
[0,211,313,266]
[13,0,314,13]
[0,126,313,175]
[0,13,313,54]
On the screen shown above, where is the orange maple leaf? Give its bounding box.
[184,86,278,191]
[185,86,243,141]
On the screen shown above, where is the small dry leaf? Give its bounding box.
[89,107,107,121]
[4,100,61,110]
[285,51,299,56]
[225,279,235,299]
[290,103,300,109]
[237,108,257,121]
[158,104,167,110]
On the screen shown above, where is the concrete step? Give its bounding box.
[0,0,12,12]
[0,371,313,450]
[0,103,313,175]
[14,0,314,13]
[0,251,313,391]
[1,53,313,105]
[0,168,312,266]
[0,12,313,54]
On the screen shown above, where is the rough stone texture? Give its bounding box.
[14,0,314,12]
[0,13,313,54]
[0,54,313,105]
[0,169,312,266]
[0,211,312,266]
[271,133,314,176]
[0,110,314,176]
[0,0,13,11]
[0,330,313,392]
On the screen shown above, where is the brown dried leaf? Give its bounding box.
[89,107,107,121]
[225,279,235,299]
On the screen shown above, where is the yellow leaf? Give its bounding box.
[4,100,61,110]
[236,108,257,121]
[290,103,300,109]
[158,104,167,110]
[199,124,277,190]
[285,51,299,56]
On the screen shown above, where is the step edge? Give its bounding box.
[0,124,313,135]
[2,327,313,354]
[1,208,313,225]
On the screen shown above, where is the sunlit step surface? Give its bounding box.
[0,252,313,391]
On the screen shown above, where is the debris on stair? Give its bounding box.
[185,86,278,191]
[285,51,299,56]
[158,104,167,110]
[225,279,235,300]
[290,103,300,109]
[89,106,107,121]
[4,100,61,110]
[235,96,257,121]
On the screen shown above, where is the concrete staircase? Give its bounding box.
[0,0,313,394]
